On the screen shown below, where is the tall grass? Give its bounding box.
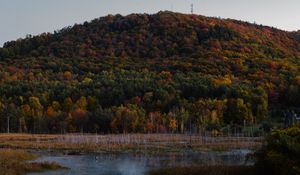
[0,134,262,154]
[0,149,65,175]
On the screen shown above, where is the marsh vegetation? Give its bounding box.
[0,149,65,175]
[0,133,262,153]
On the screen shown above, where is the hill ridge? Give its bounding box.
[1,11,299,59]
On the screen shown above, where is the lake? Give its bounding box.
[27,149,252,175]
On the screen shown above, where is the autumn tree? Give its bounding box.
[224,98,253,125]
[111,105,145,133]
[172,107,189,133]
[29,97,43,133]
[169,119,177,133]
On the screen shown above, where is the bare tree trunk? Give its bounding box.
[7,116,10,133]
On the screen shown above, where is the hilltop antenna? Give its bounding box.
[191,4,194,14]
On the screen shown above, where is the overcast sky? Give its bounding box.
[1,0,300,46]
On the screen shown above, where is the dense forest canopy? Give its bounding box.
[0,11,299,134]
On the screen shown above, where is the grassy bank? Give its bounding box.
[147,165,258,175]
[0,134,263,154]
[0,149,66,175]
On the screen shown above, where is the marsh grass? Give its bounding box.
[0,134,262,154]
[0,149,66,175]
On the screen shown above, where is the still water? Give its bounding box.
[27,149,252,175]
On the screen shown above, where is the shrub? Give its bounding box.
[255,126,300,175]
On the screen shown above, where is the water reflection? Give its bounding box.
[27,149,252,175]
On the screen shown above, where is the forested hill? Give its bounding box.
[1,11,300,59]
[0,12,300,134]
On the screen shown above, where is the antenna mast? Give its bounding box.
[191,3,194,14]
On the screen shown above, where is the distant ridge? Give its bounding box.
[0,11,299,59]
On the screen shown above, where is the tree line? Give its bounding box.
[0,57,291,134]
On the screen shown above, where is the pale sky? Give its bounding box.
[1,0,300,46]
